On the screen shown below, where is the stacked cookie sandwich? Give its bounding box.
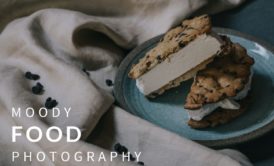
[185,36,254,128]
[128,15,254,128]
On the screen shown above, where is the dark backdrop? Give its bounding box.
[212,0,274,164]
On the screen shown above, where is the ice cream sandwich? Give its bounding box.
[184,36,254,128]
[128,15,223,97]
[128,15,254,128]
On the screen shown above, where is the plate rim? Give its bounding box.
[114,27,274,148]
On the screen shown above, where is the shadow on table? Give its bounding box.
[232,130,274,163]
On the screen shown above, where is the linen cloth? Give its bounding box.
[0,0,252,165]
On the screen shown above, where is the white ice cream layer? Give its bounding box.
[187,71,253,121]
[136,34,222,95]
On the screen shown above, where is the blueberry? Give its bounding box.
[31,82,44,95]
[138,161,144,165]
[130,154,136,161]
[25,71,40,80]
[32,87,40,94]
[146,61,151,67]
[46,97,52,102]
[120,146,128,154]
[114,143,128,154]
[45,97,58,109]
[156,55,162,61]
[32,74,40,80]
[45,99,52,109]
[51,100,58,107]
[105,79,113,86]
[114,143,122,154]
[36,82,43,88]
[25,72,32,79]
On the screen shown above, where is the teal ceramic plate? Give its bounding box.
[114,28,274,147]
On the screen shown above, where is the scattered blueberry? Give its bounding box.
[114,143,121,149]
[31,74,40,80]
[114,143,123,154]
[25,72,33,79]
[130,154,136,161]
[25,71,40,80]
[105,79,113,86]
[45,97,58,109]
[37,82,43,88]
[46,97,52,102]
[138,161,144,165]
[120,146,128,154]
[114,143,128,154]
[51,100,58,107]
[32,82,44,95]
[156,55,162,61]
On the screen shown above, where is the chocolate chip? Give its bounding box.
[45,97,58,109]
[235,88,241,93]
[105,79,113,86]
[46,97,52,102]
[32,82,44,95]
[146,61,151,67]
[179,42,185,48]
[156,55,162,62]
[138,161,144,165]
[221,44,226,49]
